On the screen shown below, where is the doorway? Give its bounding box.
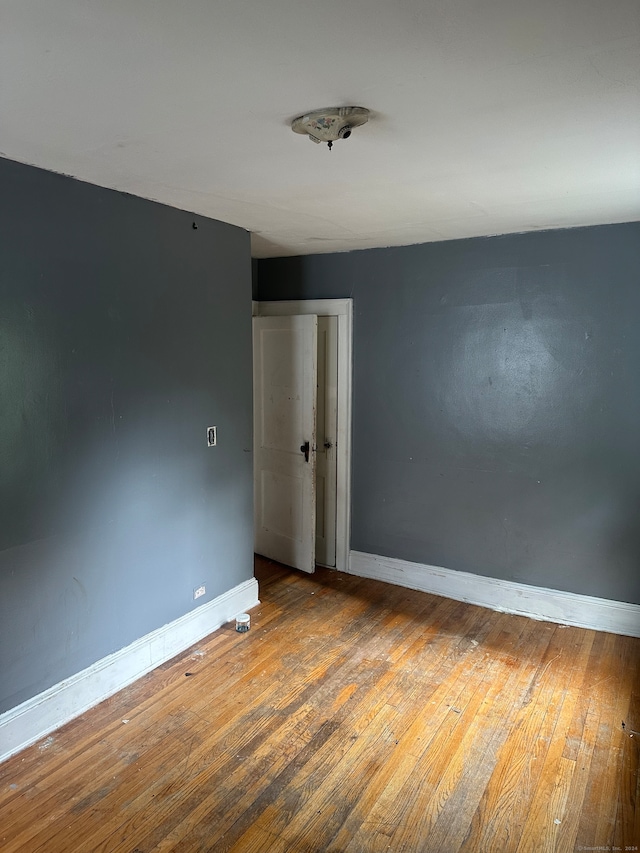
[252,299,352,574]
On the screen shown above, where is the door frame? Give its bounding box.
[253,299,352,573]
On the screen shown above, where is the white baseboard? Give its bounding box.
[0,577,259,764]
[348,551,640,638]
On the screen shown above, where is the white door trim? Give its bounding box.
[253,299,352,573]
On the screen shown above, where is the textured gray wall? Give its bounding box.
[0,159,254,714]
[258,223,640,605]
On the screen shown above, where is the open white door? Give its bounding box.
[253,315,318,573]
[254,299,352,574]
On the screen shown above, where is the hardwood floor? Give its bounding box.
[1,556,638,852]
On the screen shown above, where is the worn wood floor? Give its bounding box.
[1,556,639,853]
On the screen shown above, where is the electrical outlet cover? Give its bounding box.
[207,426,217,447]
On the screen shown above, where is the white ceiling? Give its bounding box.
[1,0,639,258]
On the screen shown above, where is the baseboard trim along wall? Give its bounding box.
[0,577,260,764]
[348,551,640,638]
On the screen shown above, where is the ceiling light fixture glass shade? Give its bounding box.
[291,107,369,150]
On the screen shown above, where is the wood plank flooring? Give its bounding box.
[1,556,638,852]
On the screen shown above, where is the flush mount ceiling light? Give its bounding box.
[291,106,369,150]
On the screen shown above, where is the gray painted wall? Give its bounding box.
[258,223,640,605]
[0,159,254,714]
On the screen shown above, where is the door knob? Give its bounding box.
[300,441,310,462]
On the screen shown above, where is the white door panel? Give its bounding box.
[253,315,317,573]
